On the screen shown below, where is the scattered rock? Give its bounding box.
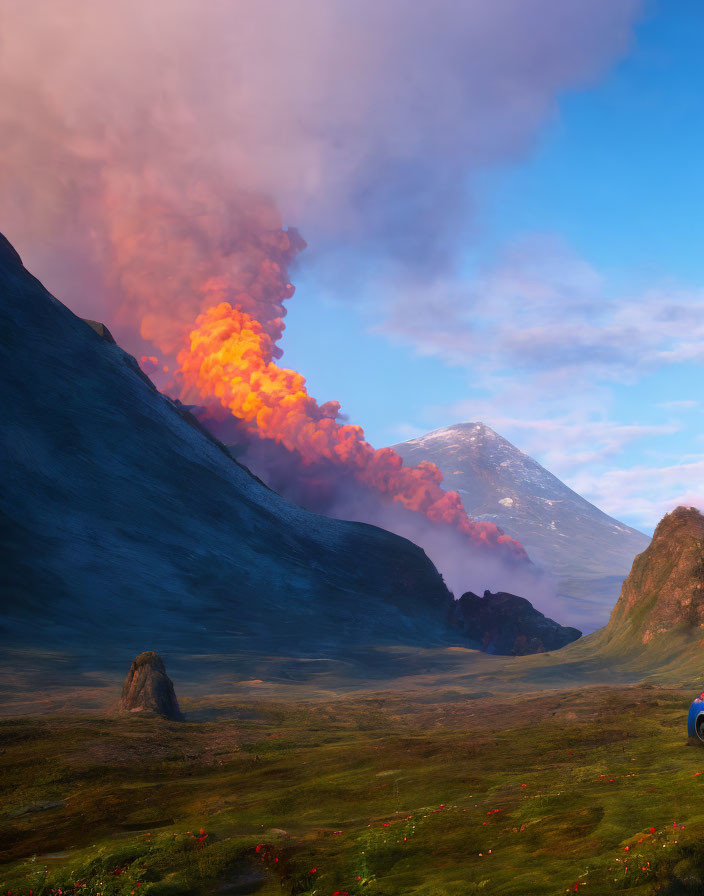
[118,651,183,721]
[452,590,582,655]
[81,318,116,344]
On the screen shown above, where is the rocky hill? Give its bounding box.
[0,232,455,668]
[391,423,650,631]
[604,506,704,645]
[452,591,582,655]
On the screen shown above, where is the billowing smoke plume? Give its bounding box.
[1,1,640,312]
[0,1,641,606]
[179,300,525,560]
[198,408,567,614]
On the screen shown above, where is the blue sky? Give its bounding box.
[280,0,704,534]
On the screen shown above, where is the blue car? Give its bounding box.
[688,692,704,741]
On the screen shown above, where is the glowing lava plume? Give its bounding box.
[178,300,527,560]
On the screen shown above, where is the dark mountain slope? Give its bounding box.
[0,233,454,663]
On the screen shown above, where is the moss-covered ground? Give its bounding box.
[2,684,704,895]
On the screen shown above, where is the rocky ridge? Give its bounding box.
[453,590,582,655]
[605,506,704,645]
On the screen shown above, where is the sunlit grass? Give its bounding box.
[2,686,704,895]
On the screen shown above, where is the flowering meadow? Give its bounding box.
[2,685,704,895]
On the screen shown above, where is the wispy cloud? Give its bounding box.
[657,399,699,410]
[455,414,681,471]
[379,235,704,531]
[378,235,704,384]
[569,458,704,531]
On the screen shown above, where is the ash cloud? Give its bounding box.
[0,0,642,610]
[2,0,641,326]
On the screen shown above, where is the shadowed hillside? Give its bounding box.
[0,232,455,666]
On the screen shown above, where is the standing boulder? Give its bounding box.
[118,651,183,720]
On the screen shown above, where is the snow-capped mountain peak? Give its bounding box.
[391,422,650,631]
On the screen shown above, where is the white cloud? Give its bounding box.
[378,235,704,531]
[379,235,704,385]
[568,458,704,532]
[657,399,699,410]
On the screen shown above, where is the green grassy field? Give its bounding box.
[3,679,704,896]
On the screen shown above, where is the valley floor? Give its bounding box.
[2,683,704,896]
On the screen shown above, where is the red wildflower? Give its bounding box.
[650,827,655,833]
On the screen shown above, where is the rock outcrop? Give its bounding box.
[606,506,704,645]
[81,318,116,344]
[118,652,183,720]
[452,590,582,655]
